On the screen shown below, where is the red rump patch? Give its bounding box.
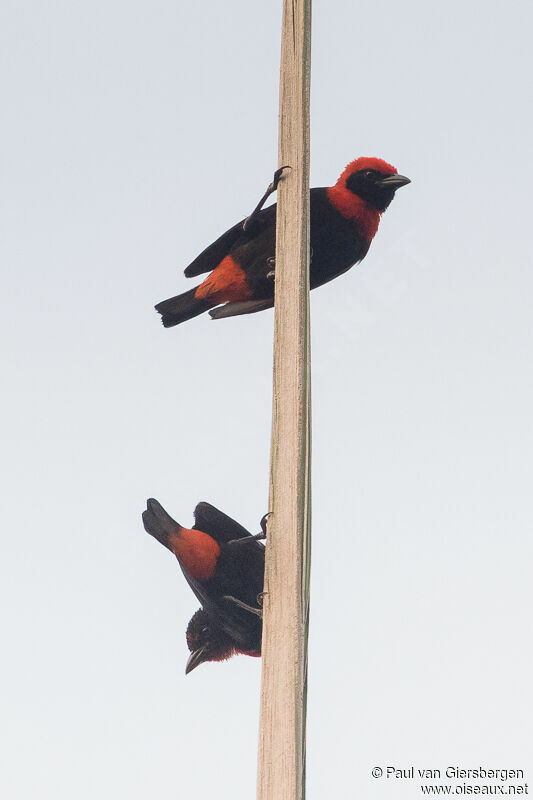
[195,255,253,303]
[169,527,220,582]
[327,156,398,242]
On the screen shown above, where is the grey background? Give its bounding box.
[1,0,531,797]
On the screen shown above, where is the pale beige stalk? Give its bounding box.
[257,1,312,799]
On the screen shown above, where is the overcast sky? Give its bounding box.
[1,1,532,798]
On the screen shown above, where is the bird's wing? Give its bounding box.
[214,601,261,651]
[192,502,265,606]
[184,220,245,277]
[182,568,216,611]
[192,501,253,544]
[182,571,259,649]
[183,205,276,278]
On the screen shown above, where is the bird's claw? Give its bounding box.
[260,512,273,535]
[266,257,275,279]
[269,165,291,193]
[243,167,291,233]
[223,595,263,618]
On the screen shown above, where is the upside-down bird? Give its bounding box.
[155,157,410,326]
[142,498,265,674]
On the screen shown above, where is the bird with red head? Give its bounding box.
[155,157,410,326]
[142,499,266,674]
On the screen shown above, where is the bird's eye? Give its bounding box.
[201,626,209,634]
[364,169,374,178]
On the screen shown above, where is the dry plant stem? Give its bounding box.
[257,1,312,799]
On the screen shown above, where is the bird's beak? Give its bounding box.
[378,174,411,189]
[185,645,210,675]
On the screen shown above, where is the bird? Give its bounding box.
[142,498,266,674]
[155,157,410,326]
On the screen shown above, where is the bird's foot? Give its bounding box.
[267,165,291,195]
[260,512,272,536]
[243,166,291,233]
[223,595,263,618]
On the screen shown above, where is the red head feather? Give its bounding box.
[336,157,397,185]
[327,157,398,241]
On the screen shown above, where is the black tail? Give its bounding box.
[142,498,181,550]
[154,288,214,327]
